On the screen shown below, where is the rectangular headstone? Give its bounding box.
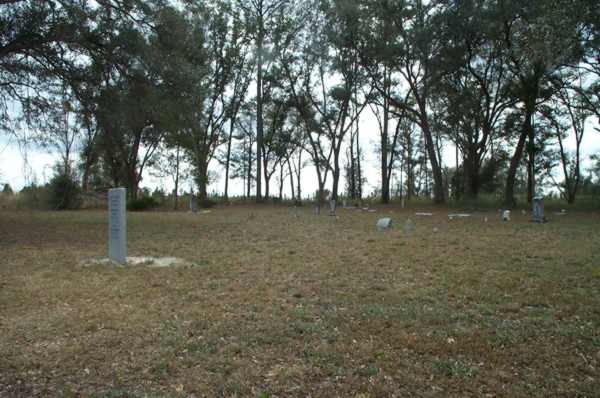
[532,196,545,222]
[189,196,198,213]
[329,199,336,216]
[108,188,127,264]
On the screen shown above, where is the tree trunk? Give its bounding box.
[224,118,235,201]
[287,158,295,201]
[420,114,444,203]
[195,159,209,202]
[296,151,302,203]
[381,94,389,203]
[356,120,362,200]
[255,29,264,202]
[174,146,180,210]
[463,148,480,200]
[247,138,252,198]
[504,130,527,208]
[278,163,284,201]
[332,149,341,201]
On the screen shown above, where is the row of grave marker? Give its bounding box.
[108,188,549,264]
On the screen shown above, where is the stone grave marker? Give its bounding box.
[402,218,414,235]
[376,217,392,230]
[329,199,336,216]
[189,195,198,213]
[108,187,127,264]
[532,196,546,223]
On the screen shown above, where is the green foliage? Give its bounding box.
[2,183,13,195]
[127,196,160,211]
[47,173,82,210]
[199,198,217,209]
[16,185,51,210]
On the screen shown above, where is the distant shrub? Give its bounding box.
[127,196,160,211]
[199,198,217,208]
[47,173,82,210]
[16,184,51,210]
[2,183,13,195]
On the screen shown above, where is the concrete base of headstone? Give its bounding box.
[448,213,471,220]
[81,256,196,268]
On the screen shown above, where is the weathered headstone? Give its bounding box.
[502,210,510,221]
[532,196,545,223]
[108,188,127,264]
[376,217,392,230]
[402,218,414,235]
[189,195,198,213]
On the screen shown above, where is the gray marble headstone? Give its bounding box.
[376,217,392,230]
[108,188,127,264]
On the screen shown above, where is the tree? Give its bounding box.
[500,0,585,207]
[237,0,291,202]
[2,183,13,195]
[432,1,515,200]
[360,0,447,203]
[541,87,590,203]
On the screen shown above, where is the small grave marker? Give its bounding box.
[329,199,336,216]
[402,218,414,235]
[376,217,392,230]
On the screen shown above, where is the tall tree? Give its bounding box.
[237,0,290,202]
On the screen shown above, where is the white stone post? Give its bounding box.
[108,188,127,264]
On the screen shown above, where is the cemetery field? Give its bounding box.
[1,206,599,397]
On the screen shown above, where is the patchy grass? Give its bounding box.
[0,205,599,397]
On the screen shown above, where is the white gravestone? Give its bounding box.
[376,217,392,230]
[532,196,545,223]
[108,188,127,264]
[329,199,336,216]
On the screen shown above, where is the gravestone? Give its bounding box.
[108,188,127,264]
[532,196,545,223]
[189,195,198,213]
[502,210,510,221]
[402,218,414,235]
[376,217,392,230]
[329,199,336,216]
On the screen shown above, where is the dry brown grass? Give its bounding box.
[1,205,599,397]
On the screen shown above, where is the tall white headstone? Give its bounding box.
[108,188,127,264]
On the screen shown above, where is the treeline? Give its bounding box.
[1,0,598,207]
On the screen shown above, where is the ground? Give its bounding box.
[0,205,599,397]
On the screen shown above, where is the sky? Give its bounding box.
[1,108,599,199]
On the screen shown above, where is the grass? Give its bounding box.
[0,204,599,397]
